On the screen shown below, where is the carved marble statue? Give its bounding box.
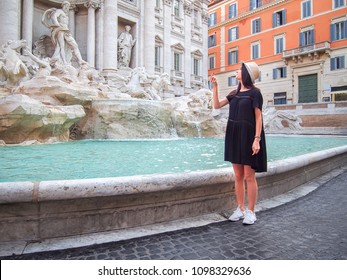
[126,67,168,100]
[117,25,136,68]
[151,73,170,96]
[22,47,52,78]
[0,39,29,86]
[42,1,86,66]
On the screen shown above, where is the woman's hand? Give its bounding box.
[252,139,260,155]
[210,74,229,109]
[210,74,218,86]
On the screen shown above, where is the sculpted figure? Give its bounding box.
[126,67,163,100]
[42,1,85,66]
[22,47,52,77]
[151,73,170,94]
[0,39,29,85]
[117,25,136,68]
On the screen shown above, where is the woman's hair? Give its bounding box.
[227,63,256,97]
[235,63,254,93]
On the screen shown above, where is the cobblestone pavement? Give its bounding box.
[3,171,347,260]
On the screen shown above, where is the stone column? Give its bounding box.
[22,0,34,52]
[202,9,209,87]
[143,0,155,75]
[95,1,104,70]
[184,2,192,89]
[68,4,77,38]
[163,0,172,75]
[85,1,99,67]
[0,0,21,46]
[102,0,118,74]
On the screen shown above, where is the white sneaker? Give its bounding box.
[243,210,257,225]
[228,207,245,221]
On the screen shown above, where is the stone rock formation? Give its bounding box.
[0,94,85,144]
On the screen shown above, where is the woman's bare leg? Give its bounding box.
[244,165,258,212]
[232,164,245,211]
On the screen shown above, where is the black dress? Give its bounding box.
[224,87,267,172]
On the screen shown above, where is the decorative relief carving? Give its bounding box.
[84,0,100,9]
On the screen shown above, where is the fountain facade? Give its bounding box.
[0,0,222,144]
[1,1,346,145]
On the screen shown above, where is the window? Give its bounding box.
[174,0,180,17]
[252,18,261,34]
[273,67,287,79]
[155,46,161,67]
[251,42,260,59]
[228,76,238,87]
[155,36,163,71]
[193,58,200,76]
[250,0,261,10]
[272,10,286,27]
[193,9,200,27]
[275,36,284,54]
[331,56,345,70]
[209,56,215,70]
[300,29,315,46]
[229,3,237,19]
[174,52,181,71]
[192,50,202,76]
[228,26,238,41]
[330,20,347,41]
[302,0,312,18]
[208,12,217,27]
[208,34,216,47]
[274,92,287,105]
[228,50,238,65]
[333,0,346,9]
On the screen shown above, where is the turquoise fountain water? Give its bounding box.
[1,135,346,182]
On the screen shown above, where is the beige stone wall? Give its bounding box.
[270,101,347,134]
[300,115,347,128]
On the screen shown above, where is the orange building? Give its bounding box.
[208,0,347,105]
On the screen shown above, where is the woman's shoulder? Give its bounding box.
[250,87,262,97]
[251,87,261,94]
[226,89,238,100]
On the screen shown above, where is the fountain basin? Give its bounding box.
[0,145,346,243]
[2,136,347,182]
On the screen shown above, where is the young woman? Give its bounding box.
[210,62,267,225]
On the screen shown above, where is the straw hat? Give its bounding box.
[242,61,260,83]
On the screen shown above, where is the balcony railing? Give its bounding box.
[191,74,203,83]
[283,41,331,58]
[283,41,331,63]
